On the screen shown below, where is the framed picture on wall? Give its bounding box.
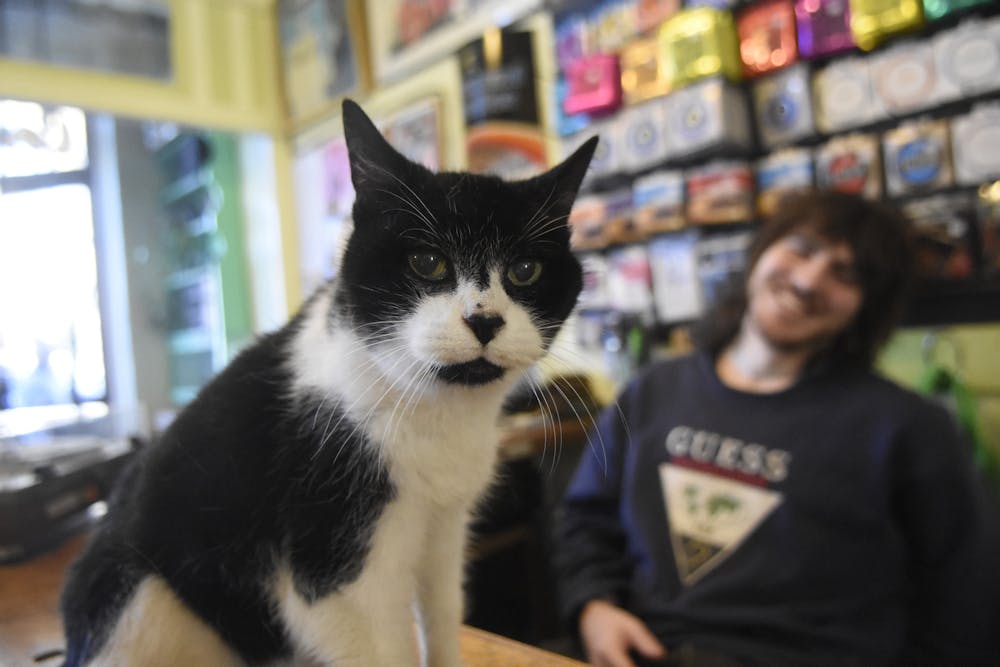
[382,98,443,171]
[291,57,467,300]
[365,0,542,85]
[279,0,371,130]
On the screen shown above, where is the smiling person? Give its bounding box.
[554,190,988,667]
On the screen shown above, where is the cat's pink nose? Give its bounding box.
[464,314,505,345]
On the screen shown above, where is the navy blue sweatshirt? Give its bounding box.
[555,353,981,666]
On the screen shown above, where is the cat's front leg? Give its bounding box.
[416,509,469,667]
[276,570,420,667]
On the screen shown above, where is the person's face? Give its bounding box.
[745,229,864,353]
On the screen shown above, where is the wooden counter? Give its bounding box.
[0,533,584,667]
[460,625,586,666]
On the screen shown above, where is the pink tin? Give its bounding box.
[564,53,623,116]
[795,0,855,59]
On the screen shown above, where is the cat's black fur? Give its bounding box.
[59,99,596,666]
[62,322,396,664]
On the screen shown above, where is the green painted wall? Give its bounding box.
[880,323,1000,467]
[209,132,254,355]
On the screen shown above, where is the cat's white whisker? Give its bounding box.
[312,339,413,461]
[524,377,559,475]
[549,374,604,465]
[519,183,559,245]
[374,354,432,447]
[332,346,430,461]
[522,214,572,244]
[384,360,435,448]
[540,381,565,478]
[544,351,627,478]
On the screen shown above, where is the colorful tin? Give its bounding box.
[686,160,756,224]
[564,53,623,116]
[648,232,704,324]
[594,1,639,53]
[756,148,815,216]
[606,245,655,316]
[658,7,743,88]
[633,170,687,235]
[812,56,887,132]
[752,62,816,149]
[922,0,993,23]
[620,37,671,105]
[933,17,1000,97]
[738,0,800,78]
[686,0,741,9]
[568,194,609,250]
[951,104,1000,186]
[697,230,753,305]
[795,0,855,59]
[554,78,592,138]
[816,133,883,199]
[577,253,611,311]
[663,77,753,160]
[555,14,591,72]
[848,0,925,52]
[637,0,682,34]
[617,99,671,172]
[869,40,958,116]
[883,119,954,197]
[903,192,978,281]
[603,188,642,246]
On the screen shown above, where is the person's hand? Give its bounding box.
[578,599,667,667]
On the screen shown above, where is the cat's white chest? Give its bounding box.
[374,389,506,508]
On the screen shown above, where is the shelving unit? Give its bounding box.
[155,133,228,406]
[549,0,1000,347]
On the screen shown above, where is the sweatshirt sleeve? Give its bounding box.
[552,381,637,633]
[892,398,991,665]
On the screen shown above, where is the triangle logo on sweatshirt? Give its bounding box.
[659,462,783,586]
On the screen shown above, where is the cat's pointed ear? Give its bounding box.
[342,98,411,191]
[535,136,598,208]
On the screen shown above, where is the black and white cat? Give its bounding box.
[60,100,596,667]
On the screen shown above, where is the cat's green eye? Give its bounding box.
[507,259,542,287]
[408,252,448,281]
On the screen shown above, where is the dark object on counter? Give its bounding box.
[0,437,135,564]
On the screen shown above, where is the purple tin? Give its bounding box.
[795,0,855,59]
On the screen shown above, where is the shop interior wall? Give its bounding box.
[114,118,173,424]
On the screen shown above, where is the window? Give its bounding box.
[0,100,106,412]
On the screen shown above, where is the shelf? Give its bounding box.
[168,327,217,354]
[165,265,219,290]
[158,167,218,208]
[905,281,1000,326]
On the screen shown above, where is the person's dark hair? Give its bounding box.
[694,189,916,369]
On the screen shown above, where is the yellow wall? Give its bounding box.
[0,0,284,133]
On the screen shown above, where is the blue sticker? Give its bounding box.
[898,139,943,186]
